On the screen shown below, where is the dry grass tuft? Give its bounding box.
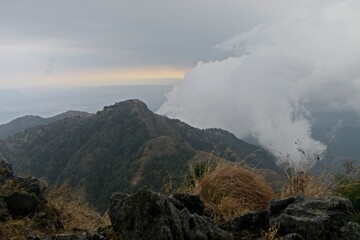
[262,223,280,240]
[47,182,110,234]
[0,218,33,240]
[281,172,329,198]
[198,161,275,221]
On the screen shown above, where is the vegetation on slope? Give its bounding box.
[0,111,92,140]
[0,99,278,210]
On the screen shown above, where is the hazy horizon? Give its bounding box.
[0,85,172,124]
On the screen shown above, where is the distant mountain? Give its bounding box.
[0,111,92,139]
[0,99,278,210]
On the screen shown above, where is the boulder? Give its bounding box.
[18,177,47,199]
[340,222,360,240]
[109,188,232,240]
[171,193,205,215]
[4,192,40,217]
[219,210,269,239]
[269,196,354,240]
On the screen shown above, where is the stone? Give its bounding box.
[269,196,354,240]
[4,192,40,217]
[109,188,232,240]
[19,177,46,199]
[171,193,205,215]
[340,222,360,240]
[219,210,269,239]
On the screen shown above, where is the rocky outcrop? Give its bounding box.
[0,159,64,239]
[170,193,205,215]
[0,164,47,218]
[219,210,269,239]
[221,195,360,240]
[108,188,232,240]
[269,195,354,240]
[2,159,360,240]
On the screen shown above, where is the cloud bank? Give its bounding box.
[158,1,360,166]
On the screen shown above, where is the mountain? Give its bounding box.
[0,99,278,210]
[0,111,92,140]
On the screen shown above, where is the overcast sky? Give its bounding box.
[0,0,331,88]
[2,0,360,165]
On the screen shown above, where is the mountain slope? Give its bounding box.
[0,111,92,140]
[0,99,278,209]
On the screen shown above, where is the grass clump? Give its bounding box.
[333,162,360,223]
[281,171,330,198]
[0,218,35,240]
[262,223,280,240]
[187,160,275,221]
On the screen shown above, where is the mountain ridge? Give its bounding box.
[0,99,278,209]
[0,110,92,140]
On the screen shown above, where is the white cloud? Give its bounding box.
[159,1,360,167]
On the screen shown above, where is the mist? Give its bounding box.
[0,85,172,124]
[158,1,360,166]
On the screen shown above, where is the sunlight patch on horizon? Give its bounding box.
[1,67,188,88]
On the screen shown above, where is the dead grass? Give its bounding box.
[197,161,275,221]
[281,172,330,198]
[0,218,33,240]
[46,182,110,234]
[276,140,334,198]
[261,223,280,240]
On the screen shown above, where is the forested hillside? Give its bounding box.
[0,111,92,139]
[0,99,278,209]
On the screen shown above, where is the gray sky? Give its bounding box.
[0,0,324,88]
[1,0,359,165]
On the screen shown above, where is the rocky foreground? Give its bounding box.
[1,160,360,240]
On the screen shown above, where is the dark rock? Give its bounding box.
[4,192,40,217]
[19,177,46,199]
[0,197,10,221]
[219,210,269,239]
[171,193,205,215]
[340,222,360,239]
[109,188,232,240]
[269,196,354,240]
